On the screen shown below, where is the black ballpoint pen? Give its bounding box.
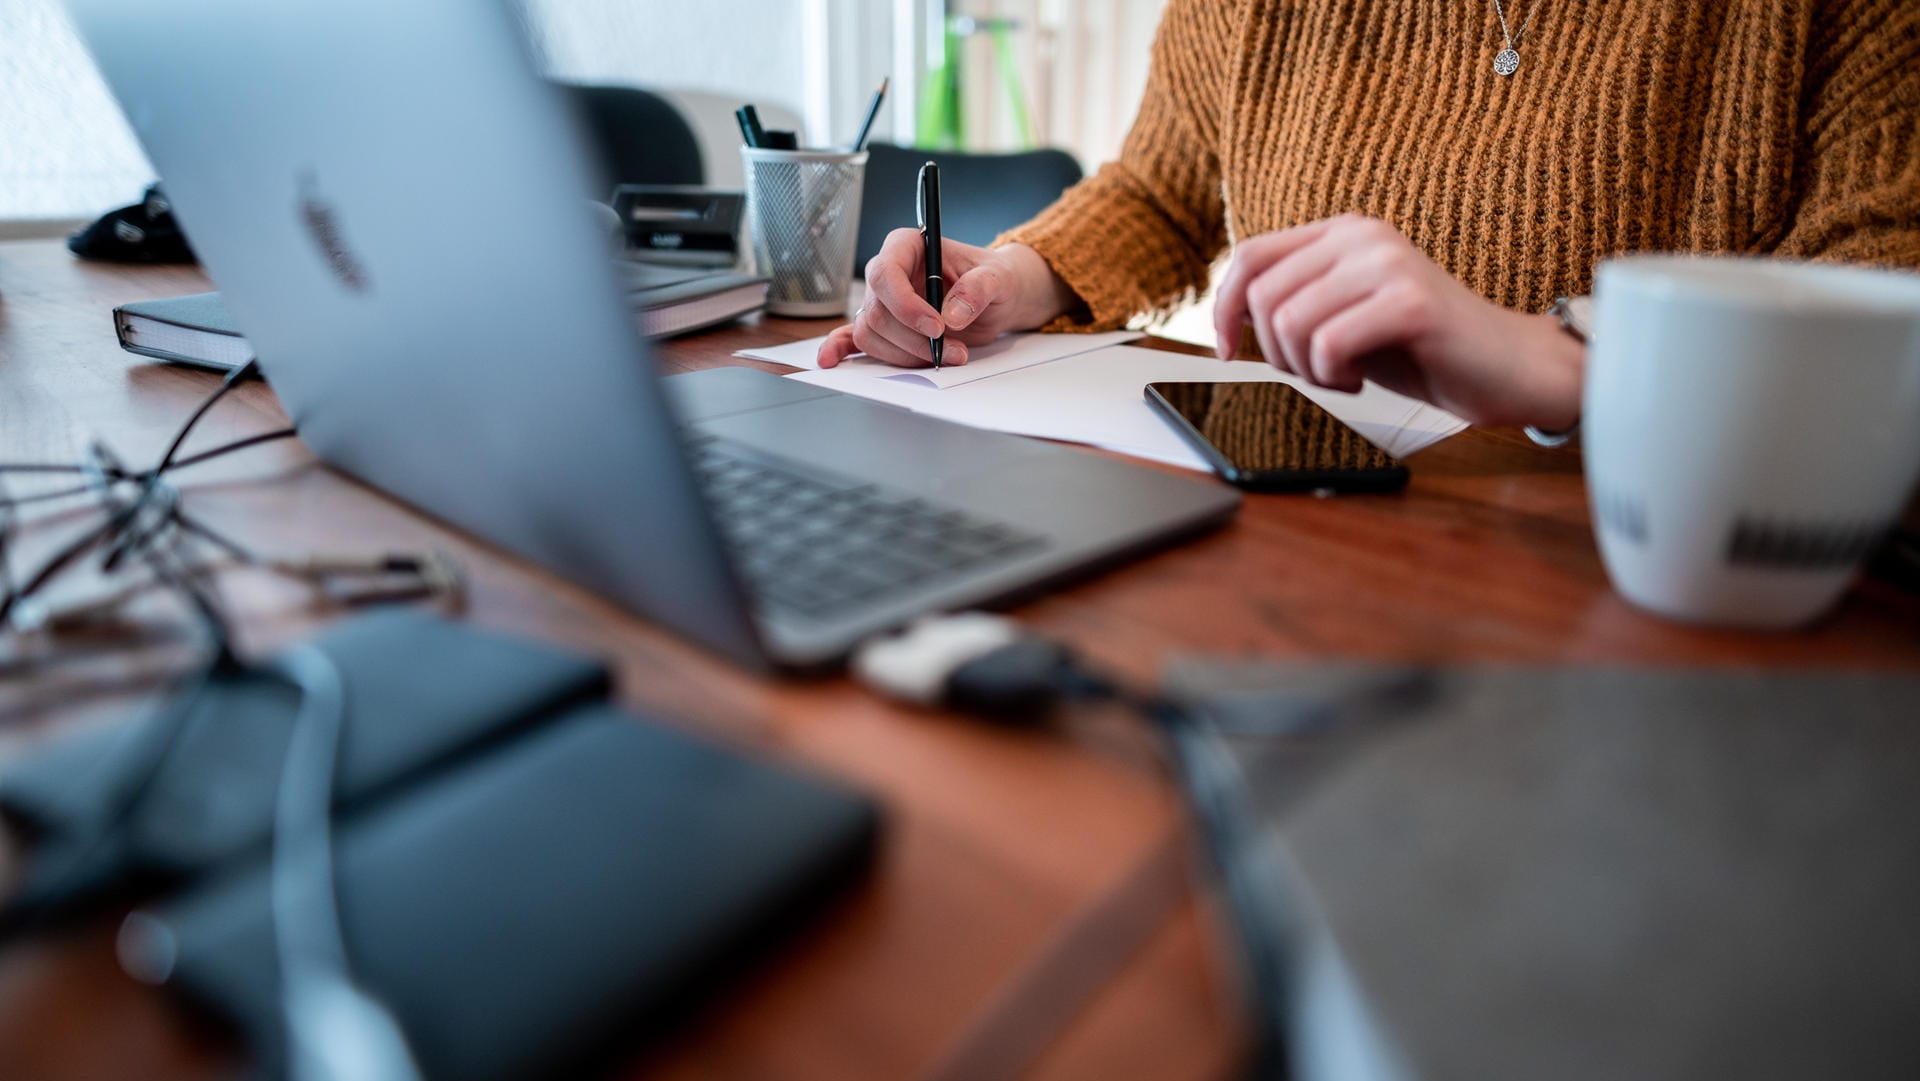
[918,161,944,368]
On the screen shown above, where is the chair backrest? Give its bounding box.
[853,142,1083,273]
[559,83,705,190]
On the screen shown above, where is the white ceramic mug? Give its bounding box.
[1585,256,1920,628]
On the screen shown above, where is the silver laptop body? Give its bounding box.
[69,0,1239,670]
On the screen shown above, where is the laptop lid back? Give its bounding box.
[67,0,767,665]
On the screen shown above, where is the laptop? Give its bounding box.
[69,0,1239,671]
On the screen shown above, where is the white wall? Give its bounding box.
[521,0,812,135]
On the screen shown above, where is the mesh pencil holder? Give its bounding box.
[741,147,868,317]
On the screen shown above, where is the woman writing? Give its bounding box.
[819,0,1920,436]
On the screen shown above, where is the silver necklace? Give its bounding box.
[1490,0,1543,76]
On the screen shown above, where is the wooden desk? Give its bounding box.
[2,239,1917,1081]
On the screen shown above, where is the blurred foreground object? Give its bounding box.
[1584,257,1920,629]
[2,610,879,1081]
[1173,662,1920,1081]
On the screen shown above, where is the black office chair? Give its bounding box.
[558,83,705,189]
[854,142,1083,273]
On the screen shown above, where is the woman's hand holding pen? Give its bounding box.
[1212,214,1585,430]
[818,232,1075,369]
[824,213,1584,429]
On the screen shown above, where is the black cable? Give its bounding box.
[2,468,246,930]
[2,456,248,931]
[0,515,126,627]
[1058,673,1294,1077]
[0,451,236,931]
[155,360,262,476]
[2,510,268,639]
[7,362,415,1080]
[171,509,260,565]
[923,637,1301,1079]
[7,359,417,1079]
[141,540,235,664]
[81,442,237,662]
[0,473,16,602]
[96,460,179,575]
[0,482,107,512]
[1144,698,1295,1081]
[0,362,267,625]
[164,426,297,472]
[0,463,91,476]
[102,358,257,574]
[0,360,257,486]
[0,428,299,516]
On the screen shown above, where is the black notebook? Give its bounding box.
[114,290,251,371]
[113,261,767,371]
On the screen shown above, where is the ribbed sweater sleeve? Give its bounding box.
[1772,0,1920,268]
[998,0,1240,331]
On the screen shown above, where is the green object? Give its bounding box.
[916,22,964,150]
[989,19,1034,147]
[916,14,1034,151]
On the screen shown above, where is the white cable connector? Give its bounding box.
[851,612,1027,706]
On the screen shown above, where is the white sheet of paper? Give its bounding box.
[1388,405,1473,459]
[736,329,1142,388]
[787,344,1468,471]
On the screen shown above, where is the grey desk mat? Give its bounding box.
[1168,664,1920,1081]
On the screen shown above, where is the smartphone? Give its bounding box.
[1144,381,1409,493]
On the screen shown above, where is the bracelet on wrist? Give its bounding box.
[1523,295,1591,448]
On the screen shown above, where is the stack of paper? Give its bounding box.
[736,329,1146,386]
[734,333,1467,473]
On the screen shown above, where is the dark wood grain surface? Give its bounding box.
[2,238,1916,1081]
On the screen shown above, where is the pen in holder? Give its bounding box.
[741,146,868,317]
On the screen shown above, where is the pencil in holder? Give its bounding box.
[741,147,868,318]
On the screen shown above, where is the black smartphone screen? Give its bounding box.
[1144,381,1409,492]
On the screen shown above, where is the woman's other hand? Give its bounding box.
[817,233,1075,368]
[1213,214,1584,430]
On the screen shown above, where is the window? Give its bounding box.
[0,0,154,227]
[1,1,1162,229]
[0,0,858,227]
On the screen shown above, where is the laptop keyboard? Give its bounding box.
[688,437,1047,620]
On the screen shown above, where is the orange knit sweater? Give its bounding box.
[1002,0,1920,331]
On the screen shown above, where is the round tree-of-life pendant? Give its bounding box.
[1494,48,1521,76]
